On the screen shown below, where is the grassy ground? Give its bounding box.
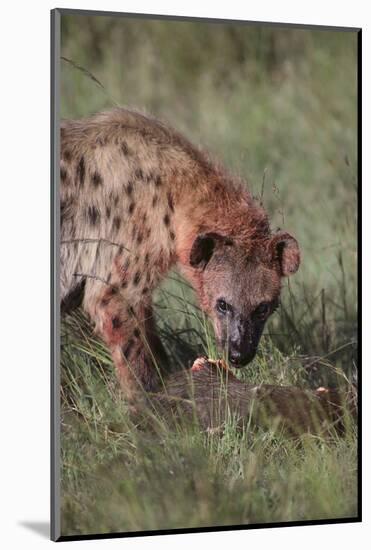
[59,15,358,536]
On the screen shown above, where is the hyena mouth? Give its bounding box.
[228,349,257,367]
[216,340,256,367]
[228,357,252,367]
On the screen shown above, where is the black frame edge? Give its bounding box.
[57,517,360,542]
[356,28,362,523]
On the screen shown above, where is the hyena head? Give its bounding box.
[190,231,300,366]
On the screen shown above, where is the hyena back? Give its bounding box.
[60,108,300,397]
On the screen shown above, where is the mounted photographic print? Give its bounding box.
[51,8,361,542]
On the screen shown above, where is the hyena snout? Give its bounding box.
[223,321,263,367]
[227,340,257,367]
[228,346,257,367]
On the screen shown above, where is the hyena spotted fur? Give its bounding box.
[60,108,300,397]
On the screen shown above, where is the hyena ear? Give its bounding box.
[190,232,225,269]
[269,231,300,276]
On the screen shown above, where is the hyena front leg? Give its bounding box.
[85,285,165,398]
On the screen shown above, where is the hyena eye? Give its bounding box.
[255,302,270,318]
[216,299,232,315]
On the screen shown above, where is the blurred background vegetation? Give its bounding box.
[60,13,358,536]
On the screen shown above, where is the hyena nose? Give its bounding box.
[229,349,242,365]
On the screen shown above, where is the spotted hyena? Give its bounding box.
[60,108,300,397]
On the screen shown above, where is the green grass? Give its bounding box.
[59,16,358,535]
[61,306,357,536]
